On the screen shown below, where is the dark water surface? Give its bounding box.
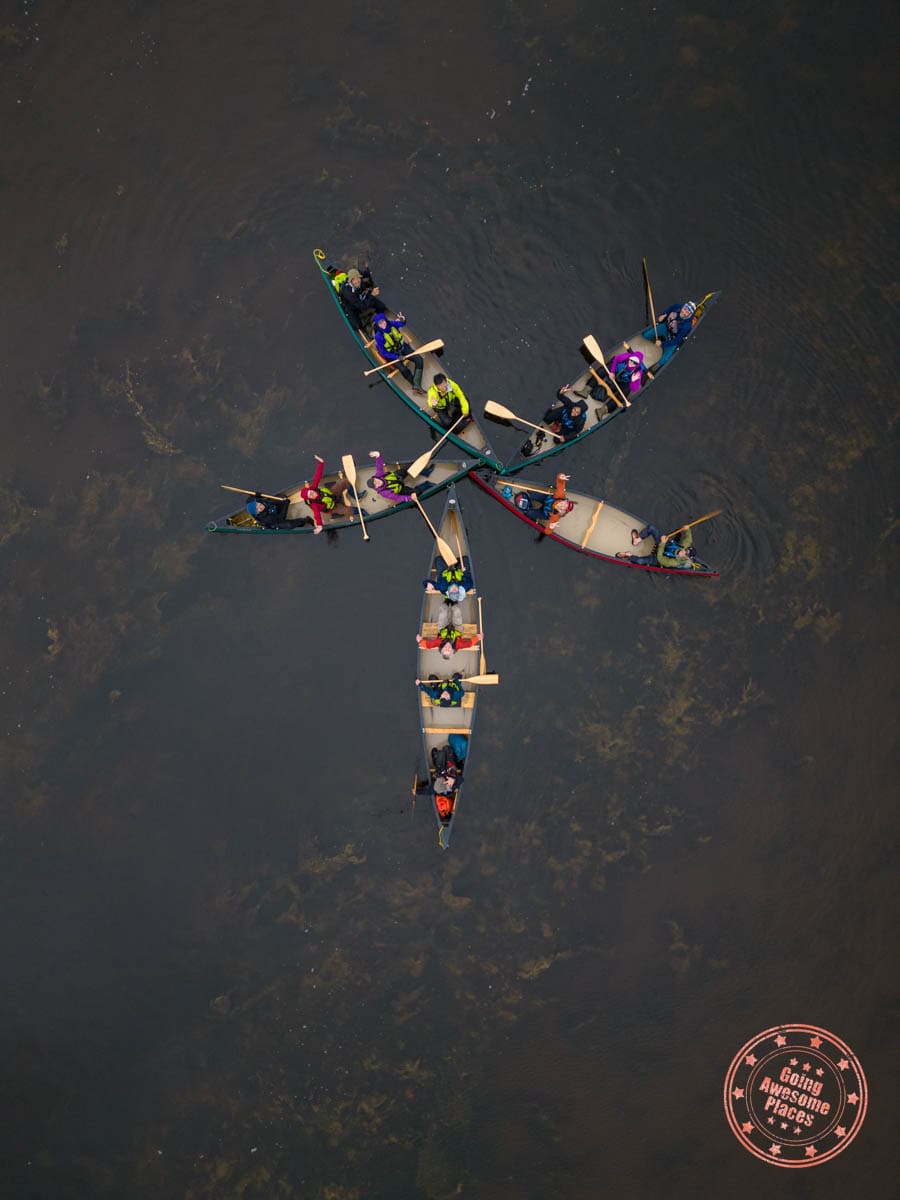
[1,1,897,1197]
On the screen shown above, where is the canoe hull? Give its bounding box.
[470,471,720,578]
[207,459,470,533]
[417,486,481,848]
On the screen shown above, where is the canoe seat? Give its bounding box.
[423,726,471,735]
[421,622,478,639]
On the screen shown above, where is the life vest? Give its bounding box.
[429,679,464,706]
[439,626,461,645]
[381,469,405,495]
[440,565,465,584]
[315,486,336,511]
[665,311,680,338]
[428,381,467,414]
[381,326,405,355]
[662,538,692,561]
[435,793,454,820]
[331,271,348,294]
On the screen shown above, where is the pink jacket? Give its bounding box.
[609,351,646,394]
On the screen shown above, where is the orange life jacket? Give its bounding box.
[435,793,454,820]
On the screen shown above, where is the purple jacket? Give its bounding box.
[609,351,646,394]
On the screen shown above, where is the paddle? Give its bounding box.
[483,400,564,440]
[477,596,486,675]
[363,338,444,376]
[415,674,499,686]
[407,415,465,478]
[642,257,661,346]
[412,494,457,566]
[665,509,722,539]
[221,484,285,503]
[582,335,631,409]
[340,454,370,542]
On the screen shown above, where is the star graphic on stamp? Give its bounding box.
[767,1116,775,1125]
[802,1062,811,1071]
[744,1053,757,1066]
[847,1092,859,1105]
[837,1058,849,1070]
[789,1057,798,1066]
[768,1144,781,1156]
[741,1122,753,1134]
[774,1034,786,1046]
[836,1126,847,1138]
[780,1122,787,1130]
[809,1035,822,1048]
[732,1087,744,1099]
[805,1145,817,1158]
[815,1067,824,1076]
[793,1126,801,1134]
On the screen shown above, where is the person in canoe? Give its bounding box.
[367,451,429,503]
[431,744,464,821]
[416,673,465,707]
[427,373,470,430]
[608,350,648,396]
[416,624,483,661]
[371,314,426,395]
[541,387,588,442]
[299,454,359,534]
[643,300,697,368]
[544,473,575,532]
[244,492,313,530]
[616,524,696,568]
[338,265,388,333]
[423,560,474,601]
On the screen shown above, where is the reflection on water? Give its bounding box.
[1,1,896,1197]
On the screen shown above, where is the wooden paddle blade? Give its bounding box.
[464,673,499,685]
[436,536,457,567]
[583,333,606,365]
[407,448,434,479]
[484,399,517,422]
[415,338,444,356]
[341,454,357,485]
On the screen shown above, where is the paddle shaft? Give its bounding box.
[642,258,661,346]
[363,338,444,376]
[412,494,457,566]
[407,415,464,478]
[341,455,370,541]
[665,509,722,539]
[221,484,286,503]
[415,674,498,686]
[483,401,563,440]
[588,366,624,410]
[477,595,486,675]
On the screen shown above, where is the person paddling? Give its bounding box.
[299,454,359,534]
[616,524,696,568]
[643,300,697,368]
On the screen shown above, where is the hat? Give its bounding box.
[627,355,641,367]
[684,300,697,315]
[347,268,361,284]
[446,584,467,601]
[373,312,388,325]
[300,486,317,502]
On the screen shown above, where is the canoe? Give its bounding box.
[314,248,503,472]
[470,471,720,578]
[206,458,470,534]
[416,486,483,848]
[502,291,721,475]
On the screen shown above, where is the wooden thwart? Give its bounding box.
[421,622,478,638]
[581,500,604,547]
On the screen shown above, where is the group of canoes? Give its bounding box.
[207,248,722,844]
